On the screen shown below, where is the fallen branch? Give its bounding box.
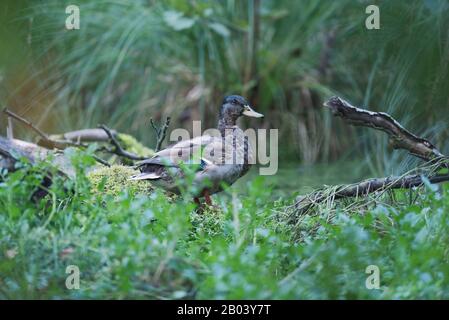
[324,96,446,162]
[295,170,449,214]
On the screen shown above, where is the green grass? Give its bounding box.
[1,150,449,299]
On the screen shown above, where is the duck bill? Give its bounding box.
[242,105,264,118]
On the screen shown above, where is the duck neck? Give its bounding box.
[218,116,237,137]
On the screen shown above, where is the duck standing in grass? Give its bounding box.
[131,95,264,205]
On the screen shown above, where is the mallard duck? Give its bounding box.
[130,95,263,205]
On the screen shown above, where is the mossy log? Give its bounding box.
[0,132,155,198]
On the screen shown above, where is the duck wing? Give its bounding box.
[130,135,219,181]
[151,135,216,163]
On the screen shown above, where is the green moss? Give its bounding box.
[117,133,154,157]
[87,165,153,197]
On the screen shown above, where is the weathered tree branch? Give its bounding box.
[324,96,446,162]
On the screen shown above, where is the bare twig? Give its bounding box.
[99,124,146,161]
[150,117,171,152]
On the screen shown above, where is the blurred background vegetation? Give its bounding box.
[1,0,449,179]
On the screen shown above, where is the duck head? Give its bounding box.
[219,95,264,126]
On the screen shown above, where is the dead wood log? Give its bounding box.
[0,136,36,171]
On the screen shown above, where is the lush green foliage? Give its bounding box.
[1,151,449,299]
